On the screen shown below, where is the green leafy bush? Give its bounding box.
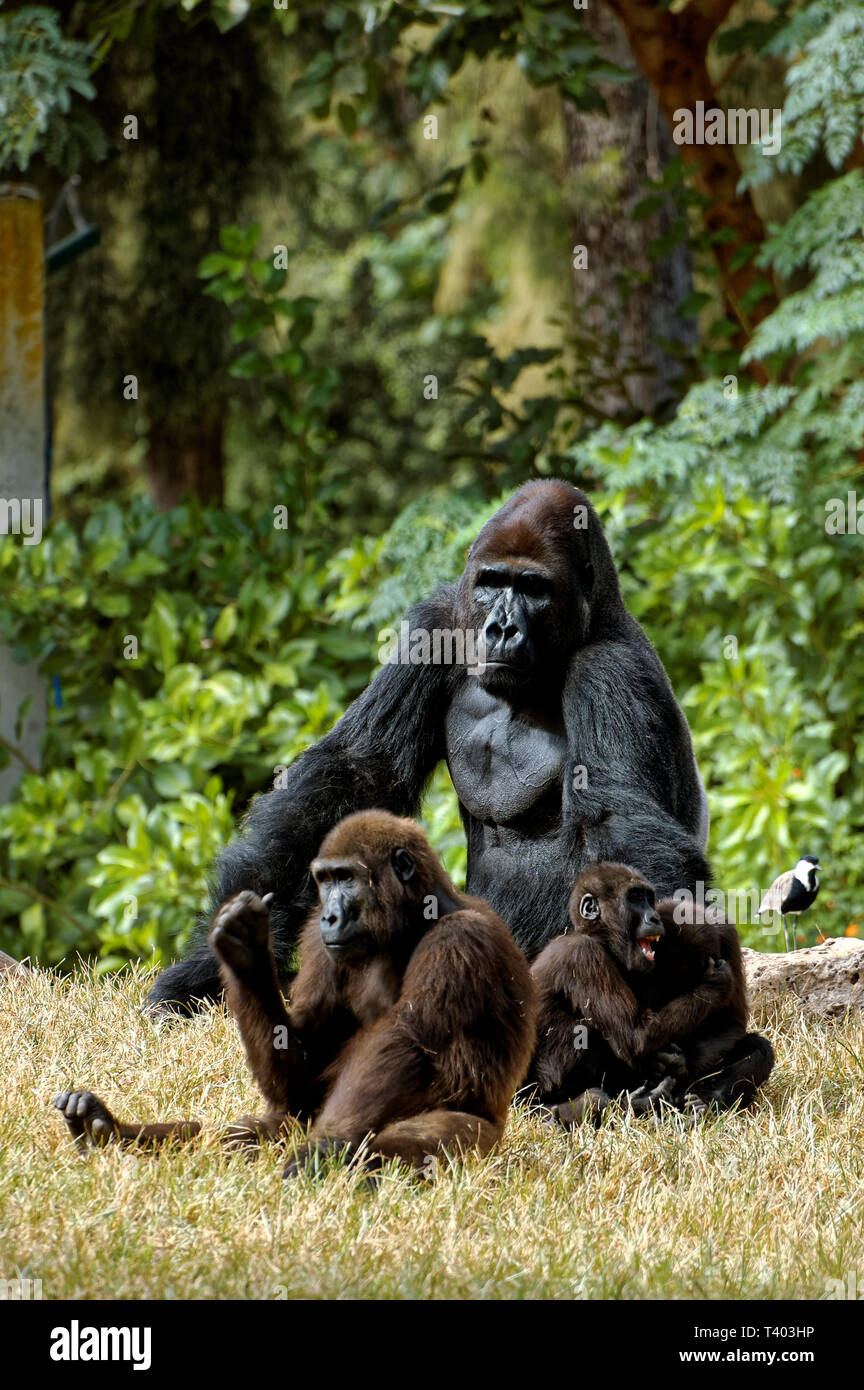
[612,484,863,946]
[0,498,372,968]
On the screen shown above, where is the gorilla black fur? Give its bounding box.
[149,480,710,1013]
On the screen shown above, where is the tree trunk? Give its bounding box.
[563,5,697,420]
[603,0,776,345]
[145,411,225,511]
[0,185,46,804]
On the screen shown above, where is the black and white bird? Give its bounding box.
[757,856,822,951]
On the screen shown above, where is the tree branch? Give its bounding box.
[0,731,38,775]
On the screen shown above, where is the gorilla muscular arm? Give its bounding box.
[561,636,710,898]
[147,592,453,1013]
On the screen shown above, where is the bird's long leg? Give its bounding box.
[782,915,791,952]
[792,915,798,952]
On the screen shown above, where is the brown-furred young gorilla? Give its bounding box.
[54,812,537,1176]
[526,864,773,1125]
[148,480,710,1015]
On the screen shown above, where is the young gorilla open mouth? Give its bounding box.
[637,934,661,962]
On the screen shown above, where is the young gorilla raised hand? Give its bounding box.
[525,864,772,1125]
[54,812,536,1178]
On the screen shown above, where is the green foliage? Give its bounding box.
[0,499,372,968]
[744,171,864,361]
[570,380,797,499]
[328,491,482,632]
[569,156,864,502]
[771,0,864,173]
[266,0,631,123]
[421,765,468,889]
[200,225,342,529]
[0,5,98,172]
[736,0,864,186]
[198,216,576,526]
[633,155,747,378]
[613,484,863,947]
[0,0,265,175]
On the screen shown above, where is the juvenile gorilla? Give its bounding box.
[526,864,773,1124]
[148,479,710,1014]
[54,813,537,1176]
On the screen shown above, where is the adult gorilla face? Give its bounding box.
[455,480,608,698]
[472,564,552,692]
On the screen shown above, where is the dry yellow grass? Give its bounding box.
[1,964,862,1301]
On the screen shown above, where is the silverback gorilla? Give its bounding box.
[148,480,710,1013]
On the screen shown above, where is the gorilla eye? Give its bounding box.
[392,848,416,884]
[519,573,551,598]
[475,568,502,591]
[579,894,600,920]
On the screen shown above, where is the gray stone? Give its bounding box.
[743,938,864,1019]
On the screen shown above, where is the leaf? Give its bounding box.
[229,349,272,378]
[678,292,712,316]
[199,252,244,280]
[152,765,194,798]
[212,605,238,646]
[219,224,260,257]
[274,350,306,376]
[147,595,179,673]
[337,102,357,136]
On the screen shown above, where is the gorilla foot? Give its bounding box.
[53,1090,121,1150]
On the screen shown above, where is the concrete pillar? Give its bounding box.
[0,184,46,803]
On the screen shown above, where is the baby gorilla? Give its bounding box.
[526,863,773,1125]
[54,812,536,1177]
